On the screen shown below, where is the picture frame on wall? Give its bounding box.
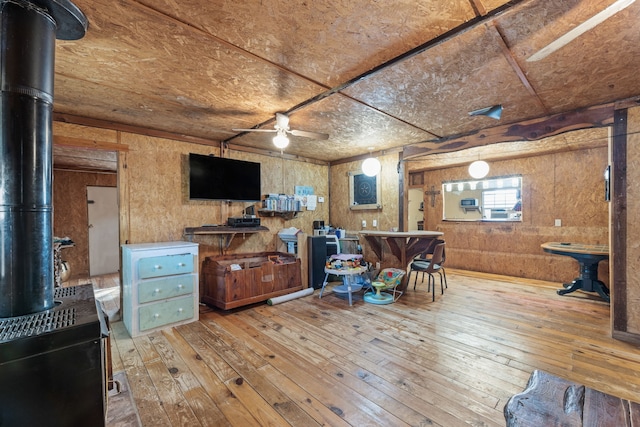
[349,171,381,210]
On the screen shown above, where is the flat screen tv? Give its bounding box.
[189,153,261,202]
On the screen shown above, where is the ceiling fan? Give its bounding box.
[527,0,635,62]
[233,113,329,149]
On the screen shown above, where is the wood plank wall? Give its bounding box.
[53,122,330,273]
[53,120,613,290]
[328,153,401,234]
[410,140,609,284]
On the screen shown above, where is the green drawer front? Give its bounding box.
[138,275,195,304]
[138,296,194,331]
[138,253,194,279]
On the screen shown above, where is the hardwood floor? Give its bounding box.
[85,269,640,426]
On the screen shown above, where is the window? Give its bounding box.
[482,188,520,220]
[442,175,522,221]
[483,189,519,210]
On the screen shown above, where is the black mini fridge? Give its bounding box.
[308,235,340,289]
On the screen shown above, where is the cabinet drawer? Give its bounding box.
[138,253,194,279]
[138,296,194,331]
[138,275,195,304]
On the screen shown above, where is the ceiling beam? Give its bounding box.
[224,143,328,166]
[53,113,329,165]
[329,146,403,167]
[54,135,129,152]
[491,22,549,115]
[225,0,533,143]
[54,112,221,147]
[403,102,615,159]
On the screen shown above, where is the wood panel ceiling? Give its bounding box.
[51,0,640,167]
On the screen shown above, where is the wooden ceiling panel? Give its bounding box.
[133,0,478,87]
[45,0,640,167]
[499,0,640,113]
[56,0,325,135]
[229,94,435,162]
[54,75,243,141]
[474,0,515,14]
[342,24,547,137]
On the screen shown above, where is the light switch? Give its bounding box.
[554,219,562,227]
[362,220,367,228]
[318,196,324,203]
[372,219,377,227]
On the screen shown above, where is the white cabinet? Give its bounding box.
[122,241,199,337]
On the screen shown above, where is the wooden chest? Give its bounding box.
[201,252,302,310]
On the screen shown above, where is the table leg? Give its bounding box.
[557,279,583,296]
[580,261,610,302]
[557,279,610,302]
[556,265,610,303]
[594,284,610,302]
[319,272,330,299]
[343,275,354,306]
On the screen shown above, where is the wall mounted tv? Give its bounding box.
[189,153,261,202]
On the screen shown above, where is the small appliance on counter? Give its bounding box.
[313,220,327,236]
[227,216,261,227]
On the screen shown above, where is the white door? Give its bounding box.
[408,188,424,231]
[88,186,119,276]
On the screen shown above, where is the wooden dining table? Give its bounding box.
[359,230,444,268]
[541,242,610,302]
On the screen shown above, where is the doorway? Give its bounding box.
[87,186,119,276]
[408,188,424,231]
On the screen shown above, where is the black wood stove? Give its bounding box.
[0,1,107,426]
[0,285,108,426]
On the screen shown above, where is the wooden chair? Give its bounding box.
[407,239,447,288]
[408,241,446,301]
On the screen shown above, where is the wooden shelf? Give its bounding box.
[257,209,300,220]
[183,225,269,250]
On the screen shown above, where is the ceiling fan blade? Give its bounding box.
[275,113,290,130]
[290,129,330,140]
[232,128,277,133]
[527,0,635,62]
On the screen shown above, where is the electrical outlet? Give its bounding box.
[362,220,367,228]
[554,219,562,227]
[372,219,378,227]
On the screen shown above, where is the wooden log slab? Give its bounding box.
[504,370,640,426]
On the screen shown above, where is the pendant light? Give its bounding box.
[468,160,489,179]
[362,148,381,176]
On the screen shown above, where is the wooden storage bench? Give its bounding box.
[201,252,302,310]
[505,370,640,426]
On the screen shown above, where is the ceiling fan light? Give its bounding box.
[362,157,381,176]
[469,160,490,179]
[273,133,289,149]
